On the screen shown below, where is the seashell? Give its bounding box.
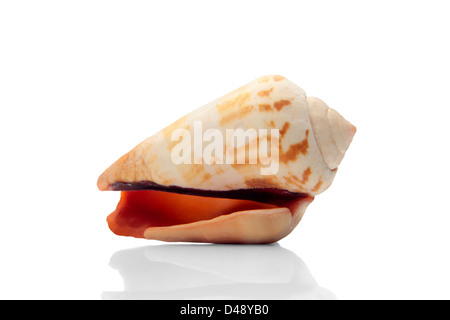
[98,75,356,244]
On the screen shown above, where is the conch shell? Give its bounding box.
[98,75,356,243]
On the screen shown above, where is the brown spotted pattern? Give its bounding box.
[99,75,353,199]
[280,130,309,163]
[257,88,273,97]
[274,100,291,111]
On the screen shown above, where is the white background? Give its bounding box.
[1,0,449,300]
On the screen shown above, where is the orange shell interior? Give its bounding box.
[107,190,282,238]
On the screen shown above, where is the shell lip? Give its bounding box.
[108,180,309,205]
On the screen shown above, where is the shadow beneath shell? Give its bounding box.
[102,243,335,300]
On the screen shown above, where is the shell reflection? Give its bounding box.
[102,244,335,300]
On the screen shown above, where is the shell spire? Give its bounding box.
[306,97,356,170]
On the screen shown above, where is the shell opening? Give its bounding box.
[106,184,313,243]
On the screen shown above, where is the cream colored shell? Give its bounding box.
[98,75,356,196]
